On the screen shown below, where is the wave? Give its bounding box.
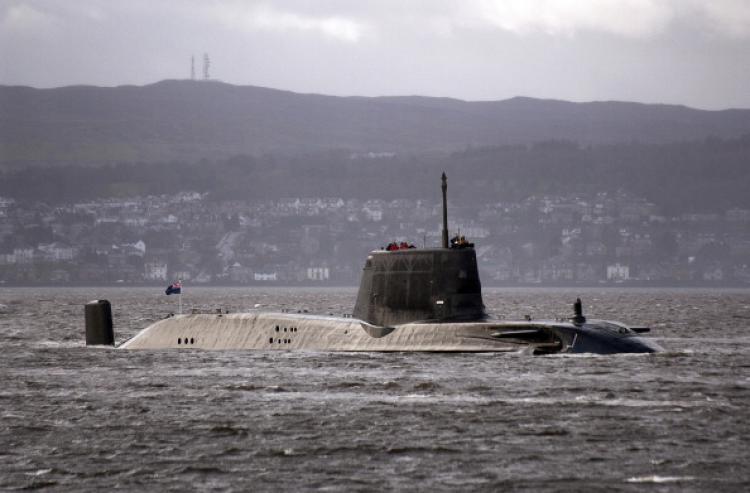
[626,475,696,483]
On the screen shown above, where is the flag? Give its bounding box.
[165,280,182,295]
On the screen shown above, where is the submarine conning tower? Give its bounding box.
[353,173,485,327]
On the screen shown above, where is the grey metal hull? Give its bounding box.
[119,312,522,352]
[119,311,662,354]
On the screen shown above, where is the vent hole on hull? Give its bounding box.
[178,338,181,344]
[190,338,195,344]
[269,337,274,343]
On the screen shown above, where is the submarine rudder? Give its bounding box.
[85,299,115,346]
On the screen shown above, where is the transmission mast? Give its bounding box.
[190,55,195,80]
[203,53,210,80]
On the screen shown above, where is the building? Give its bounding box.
[607,263,630,281]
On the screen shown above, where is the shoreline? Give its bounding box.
[1,282,749,289]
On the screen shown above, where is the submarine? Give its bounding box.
[86,174,663,355]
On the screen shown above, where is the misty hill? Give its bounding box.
[3,137,750,214]
[2,80,750,165]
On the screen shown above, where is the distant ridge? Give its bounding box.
[2,79,750,165]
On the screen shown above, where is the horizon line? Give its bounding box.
[1,78,746,112]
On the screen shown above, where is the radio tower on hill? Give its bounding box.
[203,53,210,80]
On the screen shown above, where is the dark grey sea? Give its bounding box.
[1,287,748,492]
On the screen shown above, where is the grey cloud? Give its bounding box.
[1,0,749,109]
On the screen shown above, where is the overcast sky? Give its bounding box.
[2,0,749,109]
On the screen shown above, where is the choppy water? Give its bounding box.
[1,287,749,491]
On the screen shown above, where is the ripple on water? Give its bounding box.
[626,475,696,483]
[0,286,749,491]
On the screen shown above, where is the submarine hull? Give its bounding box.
[118,312,661,353]
[120,312,520,352]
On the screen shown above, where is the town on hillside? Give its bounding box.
[1,190,749,286]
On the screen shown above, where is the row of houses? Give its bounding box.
[1,190,750,284]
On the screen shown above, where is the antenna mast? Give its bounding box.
[441,172,449,248]
[190,55,195,80]
[203,53,210,80]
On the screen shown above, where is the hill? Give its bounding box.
[2,79,750,165]
[3,137,750,214]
